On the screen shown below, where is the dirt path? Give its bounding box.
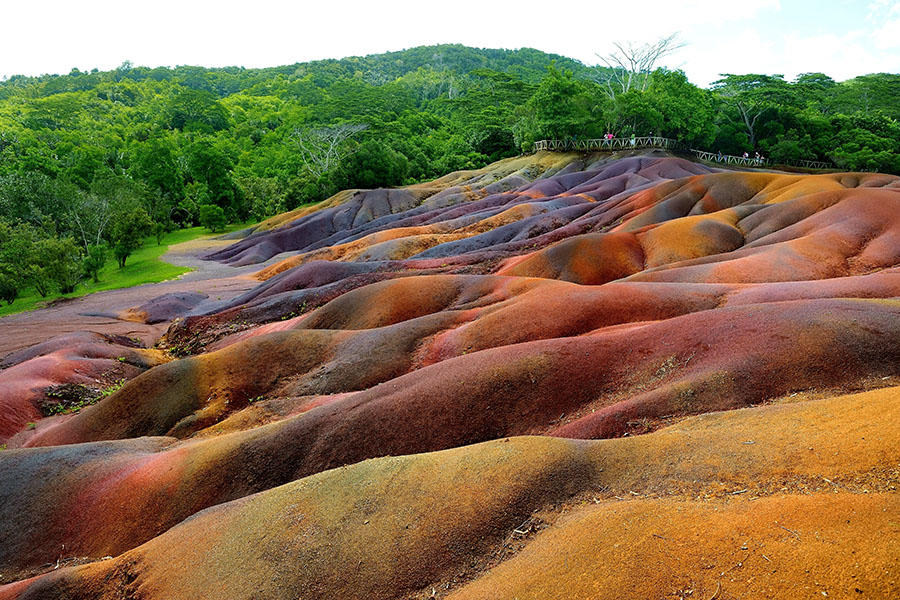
[0,235,272,357]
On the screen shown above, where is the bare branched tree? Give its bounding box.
[68,193,112,252]
[596,33,686,98]
[291,124,368,178]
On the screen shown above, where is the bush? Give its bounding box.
[238,176,285,222]
[82,244,107,282]
[0,268,19,305]
[110,207,153,267]
[199,204,227,232]
[38,237,83,293]
[337,141,409,189]
[0,218,46,296]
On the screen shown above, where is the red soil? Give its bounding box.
[1,153,899,598]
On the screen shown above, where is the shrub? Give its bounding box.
[109,207,153,268]
[38,236,83,293]
[199,204,227,233]
[82,244,107,282]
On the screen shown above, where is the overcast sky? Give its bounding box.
[2,0,897,86]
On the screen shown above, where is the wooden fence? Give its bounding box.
[533,136,687,152]
[534,138,834,170]
[692,150,765,167]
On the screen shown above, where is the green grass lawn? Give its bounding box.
[0,224,244,318]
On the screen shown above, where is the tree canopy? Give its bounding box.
[0,43,897,298]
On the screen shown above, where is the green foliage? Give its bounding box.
[0,218,80,299]
[83,243,107,282]
[199,204,227,232]
[43,383,106,415]
[833,73,900,120]
[0,271,18,305]
[238,176,285,222]
[166,89,231,132]
[0,218,33,303]
[110,206,153,267]
[187,140,244,220]
[646,69,716,146]
[132,137,184,203]
[0,225,240,318]
[336,141,409,189]
[0,172,76,228]
[516,66,599,148]
[38,236,83,293]
[0,44,896,261]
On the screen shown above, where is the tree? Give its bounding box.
[516,66,598,148]
[0,270,17,305]
[132,137,184,202]
[186,140,242,220]
[793,73,837,113]
[199,204,227,232]
[645,69,716,146]
[38,236,82,294]
[153,221,169,245]
[0,219,30,304]
[109,207,152,267]
[712,74,791,150]
[68,174,150,253]
[334,141,409,189]
[67,192,112,253]
[831,114,900,172]
[833,73,900,119]
[238,177,285,222]
[0,218,47,298]
[82,243,107,282]
[595,33,685,97]
[165,89,231,132]
[0,172,76,230]
[291,123,368,179]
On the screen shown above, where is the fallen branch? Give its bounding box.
[778,524,801,540]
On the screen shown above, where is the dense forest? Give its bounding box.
[0,43,898,304]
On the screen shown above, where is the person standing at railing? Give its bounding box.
[631,133,636,147]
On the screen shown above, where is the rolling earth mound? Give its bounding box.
[1,150,899,598]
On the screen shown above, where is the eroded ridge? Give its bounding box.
[2,153,899,598]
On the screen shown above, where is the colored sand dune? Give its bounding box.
[1,151,899,598]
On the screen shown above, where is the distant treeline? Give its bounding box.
[0,43,897,239]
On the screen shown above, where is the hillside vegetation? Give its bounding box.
[0,43,897,305]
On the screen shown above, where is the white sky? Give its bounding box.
[1,0,897,86]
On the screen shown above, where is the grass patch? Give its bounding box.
[0,224,245,318]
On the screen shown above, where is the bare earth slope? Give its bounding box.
[1,151,898,598]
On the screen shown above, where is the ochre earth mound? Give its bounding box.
[2,152,899,598]
[2,387,898,597]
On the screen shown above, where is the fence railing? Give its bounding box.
[533,138,835,170]
[692,150,766,167]
[533,136,687,152]
[690,150,831,170]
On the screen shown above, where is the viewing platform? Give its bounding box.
[533,136,686,153]
[533,137,834,170]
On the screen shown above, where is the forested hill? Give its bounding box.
[0,45,593,98]
[0,43,898,248]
